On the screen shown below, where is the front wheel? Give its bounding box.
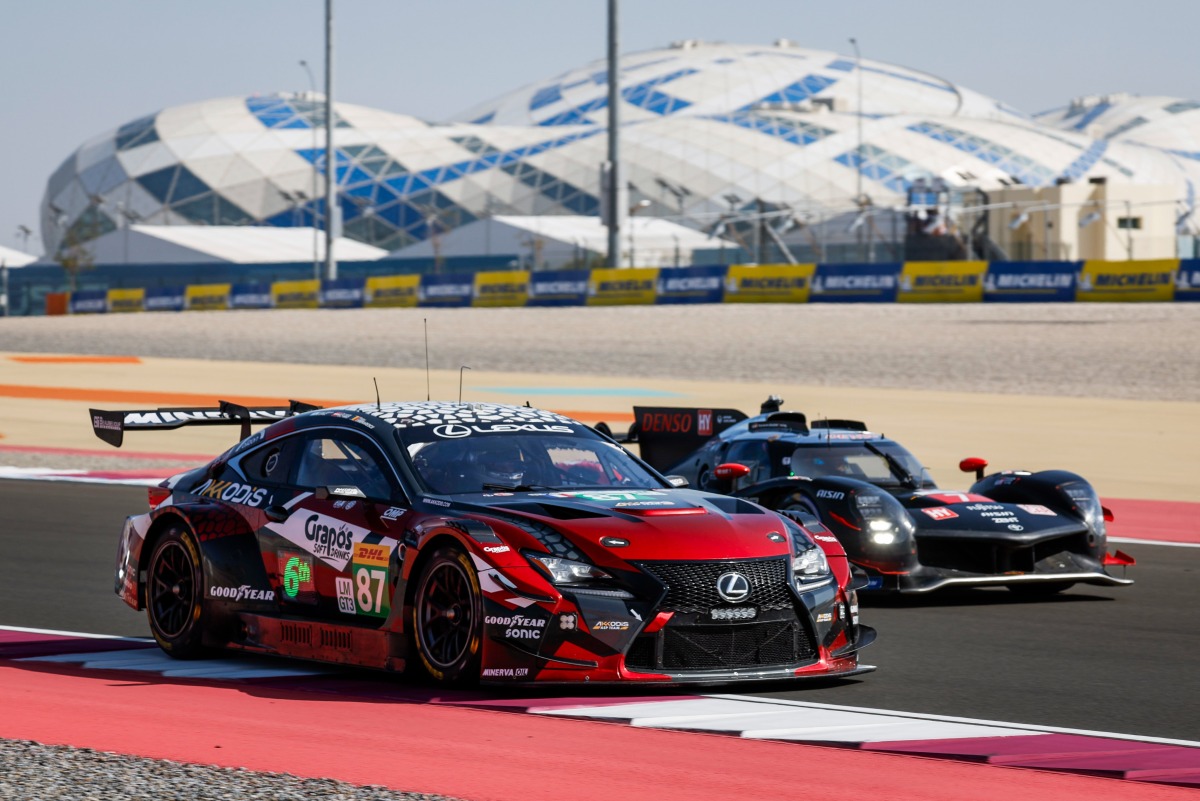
[146,526,209,658]
[411,547,483,685]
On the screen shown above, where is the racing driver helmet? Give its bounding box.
[467,437,533,487]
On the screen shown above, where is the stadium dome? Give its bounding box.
[41,40,1200,258]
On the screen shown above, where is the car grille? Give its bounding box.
[625,619,815,672]
[634,558,793,613]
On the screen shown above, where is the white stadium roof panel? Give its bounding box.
[38,41,1200,261]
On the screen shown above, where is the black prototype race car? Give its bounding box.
[90,399,875,685]
[598,398,1135,595]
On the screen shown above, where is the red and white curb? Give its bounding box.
[3,625,1198,787]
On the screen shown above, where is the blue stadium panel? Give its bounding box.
[621,68,698,115]
[706,113,834,147]
[834,145,912,193]
[907,121,1056,186]
[740,74,837,110]
[1059,140,1108,182]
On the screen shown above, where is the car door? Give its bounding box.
[248,427,411,624]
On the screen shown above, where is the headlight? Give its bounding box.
[526,553,612,584]
[792,546,830,581]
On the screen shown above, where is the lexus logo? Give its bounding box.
[433,424,472,438]
[716,572,751,603]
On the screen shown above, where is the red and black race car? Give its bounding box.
[90,399,874,685]
[597,398,1134,595]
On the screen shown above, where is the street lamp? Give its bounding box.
[15,225,32,253]
[299,59,320,281]
[628,198,651,267]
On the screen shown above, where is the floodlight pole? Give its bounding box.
[850,37,865,262]
[300,59,320,282]
[605,0,621,268]
[323,0,338,281]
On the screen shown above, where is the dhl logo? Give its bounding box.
[353,542,389,567]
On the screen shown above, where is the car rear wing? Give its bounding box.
[621,406,749,473]
[89,399,321,448]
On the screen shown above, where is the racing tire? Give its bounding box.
[1007,581,1075,597]
[146,525,209,659]
[412,546,483,685]
[777,492,819,517]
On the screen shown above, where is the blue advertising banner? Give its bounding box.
[417,274,474,307]
[809,263,900,302]
[983,261,1078,302]
[655,265,728,304]
[1174,259,1200,301]
[526,269,590,307]
[144,285,186,312]
[319,278,365,309]
[230,282,273,309]
[69,290,108,314]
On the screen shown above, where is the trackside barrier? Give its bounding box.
[61,258,1199,313]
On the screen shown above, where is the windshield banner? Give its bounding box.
[656,265,727,304]
[587,267,659,305]
[898,261,986,303]
[810,263,899,302]
[1175,259,1200,302]
[185,283,231,311]
[272,279,319,309]
[144,286,186,312]
[365,274,420,307]
[418,274,474,307]
[1077,259,1177,302]
[983,261,1077,302]
[107,287,145,313]
[527,269,590,306]
[473,270,530,307]
[724,263,814,303]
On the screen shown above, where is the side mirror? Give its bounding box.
[263,505,291,523]
[712,463,751,481]
[958,457,988,482]
[665,475,689,488]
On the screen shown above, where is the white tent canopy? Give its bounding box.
[0,245,37,268]
[389,215,721,269]
[42,225,386,266]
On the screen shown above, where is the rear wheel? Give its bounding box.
[1007,581,1074,597]
[412,547,483,685]
[146,526,208,658]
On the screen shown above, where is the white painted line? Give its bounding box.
[22,647,332,679]
[0,468,161,487]
[0,624,151,642]
[1109,536,1200,549]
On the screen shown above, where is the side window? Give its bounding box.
[292,430,397,501]
[725,440,771,484]
[241,437,302,486]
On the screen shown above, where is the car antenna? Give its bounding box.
[373,377,382,411]
[459,365,471,403]
[423,318,431,401]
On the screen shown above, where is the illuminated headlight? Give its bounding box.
[792,546,830,581]
[712,607,757,621]
[527,554,612,584]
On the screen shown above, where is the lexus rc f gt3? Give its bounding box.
[91,399,875,685]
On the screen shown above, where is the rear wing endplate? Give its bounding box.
[627,406,748,473]
[89,399,321,448]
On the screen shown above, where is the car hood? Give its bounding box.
[455,488,794,561]
[902,493,1086,543]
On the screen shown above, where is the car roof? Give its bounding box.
[327,400,580,432]
[725,413,885,445]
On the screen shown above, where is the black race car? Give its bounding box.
[90,399,874,685]
[598,398,1134,595]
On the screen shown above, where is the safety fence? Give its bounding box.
[52,258,1200,313]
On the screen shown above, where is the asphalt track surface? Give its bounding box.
[4,478,1195,742]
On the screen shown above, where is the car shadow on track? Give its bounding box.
[860,587,1118,609]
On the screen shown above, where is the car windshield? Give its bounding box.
[787,440,934,489]
[402,431,665,495]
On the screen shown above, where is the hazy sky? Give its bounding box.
[3,0,1197,256]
